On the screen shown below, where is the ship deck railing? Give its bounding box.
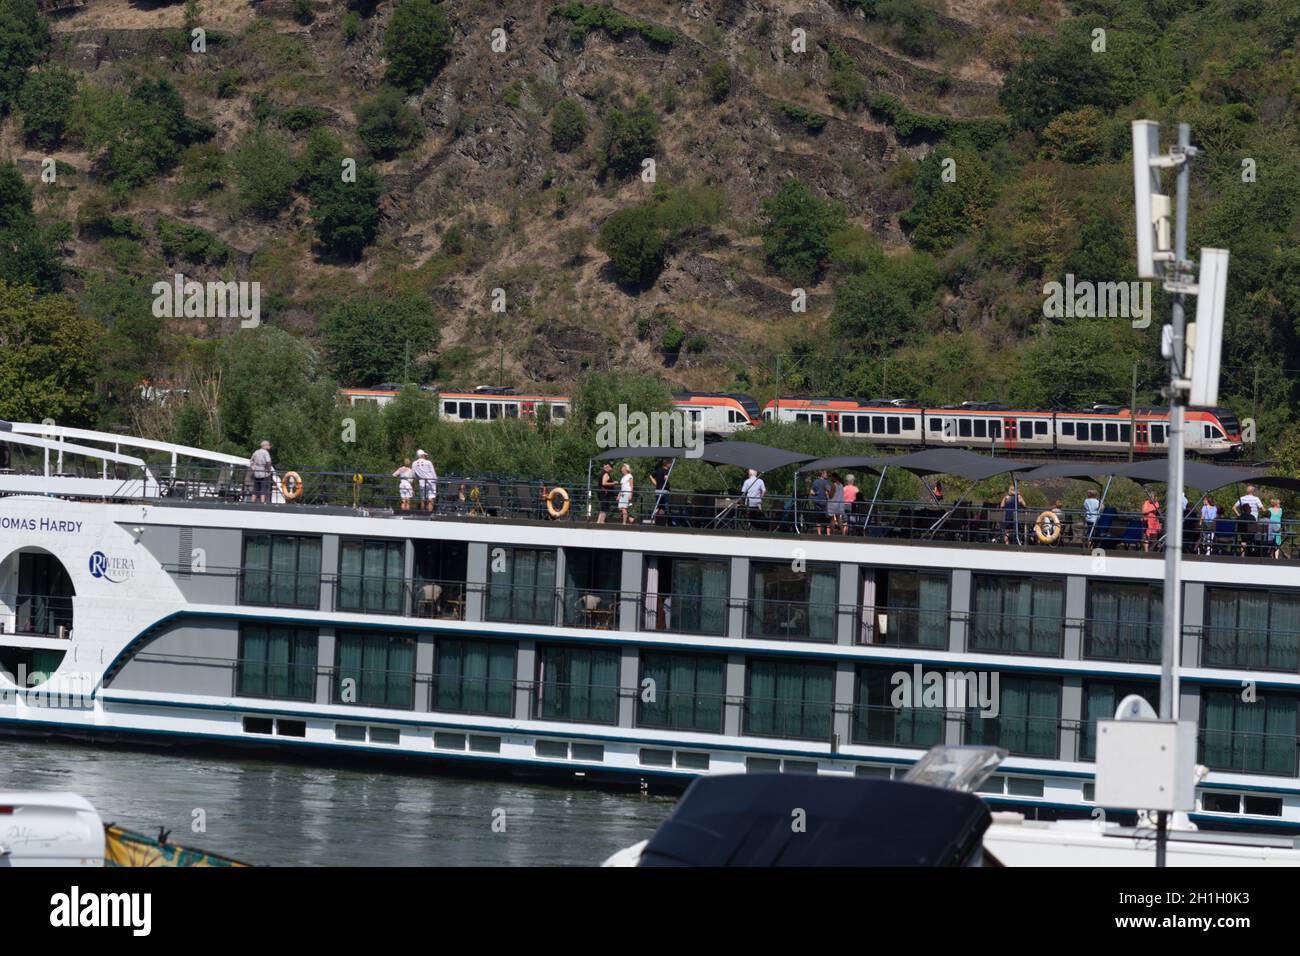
[25,462,1299,564]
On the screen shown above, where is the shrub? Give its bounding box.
[384,0,453,91]
[1039,106,1111,164]
[0,0,49,112]
[550,98,587,151]
[558,3,677,47]
[280,105,332,132]
[17,66,77,149]
[304,135,383,259]
[357,86,422,158]
[599,94,658,178]
[157,218,231,265]
[706,61,732,102]
[780,102,827,133]
[321,293,438,385]
[342,10,362,41]
[598,205,665,287]
[760,180,845,285]
[230,128,298,218]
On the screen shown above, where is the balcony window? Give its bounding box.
[486,547,557,624]
[744,659,833,741]
[1084,581,1162,663]
[642,556,728,636]
[535,645,619,724]
[964,676,1060,757]
[1203,588,1300,671]
[337,539,403,614]
[333,631,415,709]
[242,533,321,609]
[970,575,1063,656]
[432,638,516,717]
[1201,690,1298,776]
[637,651,725,733]
[1080,680,1157,760]
[237,624,318,701]
[748,560,837,643]
[852,666,944,748]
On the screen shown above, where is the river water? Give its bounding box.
[0,739,677,866]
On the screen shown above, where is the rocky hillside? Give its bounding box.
[7,0,1057,392]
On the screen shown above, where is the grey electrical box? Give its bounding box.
[1094,719,1197,812]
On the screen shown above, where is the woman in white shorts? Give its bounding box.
[393,458,415,511]
[618,464,634,524]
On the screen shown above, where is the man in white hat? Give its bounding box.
[412,449,438,513]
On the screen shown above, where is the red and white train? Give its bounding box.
[336,387,1245,456]
[762,397,1245,457]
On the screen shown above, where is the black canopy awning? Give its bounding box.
[801,447,1036,482]
[592,441,815,473]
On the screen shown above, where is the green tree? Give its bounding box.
[599,95,659,178]
[17,65,76,148]
[0,0,48,113]
[231,128,298,218]
[598,205,665,287]
[384,0,453,91]
[901,147,993,252]
[321,294,439,385]
[0,280,104,425]
[705,60,732,102]
[301,131,383,258]
[1010,319,1143,408]
[549,98,587,152]
[0,161,63,292]
[357,86,422,158]
[998,20,1131,132]
[830,253,937,351]
[760,180,845,285]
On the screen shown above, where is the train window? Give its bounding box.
[810,414,824,427]
[973,420,987,439]
[990,420,1001,438]
[842,416,856,434]
[796,414,809,424]
[1120,424,1131,442]
[887,417,901,435]
[444,401,456,415]
[1105,423,1118,442]
[1035,421,1047,435]
[1074,423,1086,441]
[958,419,972,438]
[1090,423,1104,441]
[929,418,942,432]
[474,402,489,419]
[459,402,472,418]
[872,415,886,433]
[902,417,915,430]
[1019,421,1033,440]
[505,404,519,418]
[1062,422,1074,436]
[553,405,567,419]
[1152,425,1165,443]
[489,403,501,420]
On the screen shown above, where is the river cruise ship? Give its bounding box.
[2,422,1299,836]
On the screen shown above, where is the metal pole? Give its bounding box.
[1161,122,1190,726]
[1128,362,1138,462]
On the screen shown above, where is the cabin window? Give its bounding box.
[486,547,557,625]
[902,417,916,430]
[853,665,944,748]
[1062,422,1075,436]
[886,417,901,435]
[241,533,322,609]
[1105,423,1119,442]
[972,420,987,439]
[1035,421,1047,435]
[958,419,972,438]
[333,631,416,710]
[458,402,472,418]
[642,556,729,636]
[1084,581,1162,663]
[237,624,318,701]
[432,638,517,717]
[1019,421,1033,440]
[929,418,942,432]
[971,575,1064,656]
[744,659,834,740]
[748,560,838,643]
[842,416,856,434]
[637,651,726,733]
[337,539,404,614]
[872,415,886,433]
[964,676,1061,758]
[443,401,456,415]
[536,645,619,724]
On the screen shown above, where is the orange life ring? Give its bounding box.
[546,486,570,519]
[1034,510,1061,545]
[281,471,304,501]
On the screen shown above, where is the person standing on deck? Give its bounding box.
[249,440,273,503]
[412,450,438,513]
[393,459,415,512]
[617,464,634,525]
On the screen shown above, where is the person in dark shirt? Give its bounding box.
[810,470,831,536]
[649,459,672,523]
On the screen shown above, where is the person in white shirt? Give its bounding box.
[248,440,273,503]
[1233,484,1263,520]
[412,449,438,512]
[617,464,634,524]
[741,468,766,527]
[393,458,415,511]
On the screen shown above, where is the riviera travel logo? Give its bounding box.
[89,551,135,584]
